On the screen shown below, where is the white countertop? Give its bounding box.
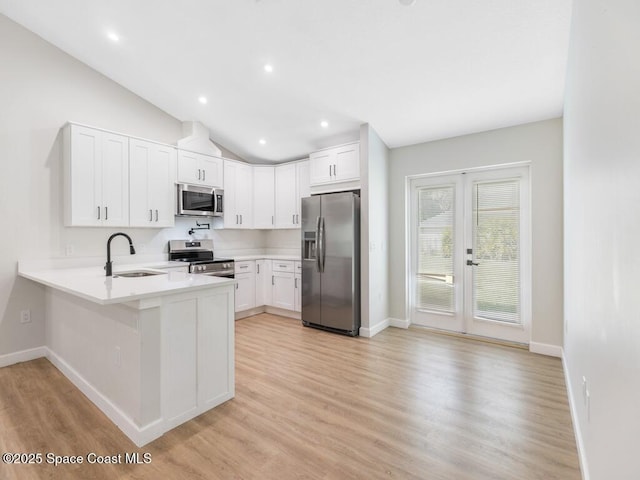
[18,265,235,306]
[233,254,301,262]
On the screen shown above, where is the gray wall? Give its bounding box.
[388,118,564,346]
[0,14,265,357]
[360,124,390,333]
[563,0,640,478]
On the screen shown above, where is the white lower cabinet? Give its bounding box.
[271,261,295,311]
[255,259,272,307]
[235,258,300,315]
[234,261,256,312]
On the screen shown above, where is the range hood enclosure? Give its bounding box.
[177,121,222,157]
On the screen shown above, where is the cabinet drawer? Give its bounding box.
[235,260,255,274]
[272,260,294,273]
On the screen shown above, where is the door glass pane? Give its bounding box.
[472,180,520,324]
[417,186,455,313]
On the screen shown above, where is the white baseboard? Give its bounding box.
[360,318,390,338]
[0,346,47,368]
[46,348,165,447]
[562,352,590,480]
[529,341,563,358]
[265,306,300,320]
[389,318,410,329]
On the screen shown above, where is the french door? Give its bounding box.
[409,166,530,344]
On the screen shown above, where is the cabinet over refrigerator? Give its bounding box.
[301,192,360,336]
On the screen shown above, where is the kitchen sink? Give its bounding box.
[114,270,167,278]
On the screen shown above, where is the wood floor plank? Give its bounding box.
[0,314,581,479]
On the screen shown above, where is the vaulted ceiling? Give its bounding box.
[0,0,573,162]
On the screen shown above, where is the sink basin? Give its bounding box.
[114,270,167,278]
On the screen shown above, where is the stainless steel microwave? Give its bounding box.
[176,183,224,217]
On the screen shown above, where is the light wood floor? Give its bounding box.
[0,314,581,480]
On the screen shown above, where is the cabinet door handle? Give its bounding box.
[295,278,298,288]
[257,264,260,274]
[240,214,242,224]
[333,164,336,176]
[97,206,101,220]
[236,283,238,290]
[272,275,275,286]
[203,169,206,181]
[198,168,201,181]
[296,214,299,224]
[149,209,152,221]
[329,165,332,177]
[272,215,274,225]
[236,214,239,224]
[155,209,159,222]
[240,265,248,269]
[292,214,295,224]
[105,206,108,220]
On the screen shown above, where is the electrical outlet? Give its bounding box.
[20,310,31,324]
[65,244,74,256]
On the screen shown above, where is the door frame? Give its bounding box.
[405,162,532,344]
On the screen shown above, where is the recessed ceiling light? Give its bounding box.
[320,121,329,128]
[259,138,266,145]
[264,64,274,73]
[107,32,120,42]
[399,0,416,5]
[198,96,208,105]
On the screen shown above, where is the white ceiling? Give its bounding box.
[0,0,573,163]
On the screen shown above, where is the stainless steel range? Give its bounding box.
[168,239,234,278]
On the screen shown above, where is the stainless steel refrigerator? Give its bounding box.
[301,192,360,336]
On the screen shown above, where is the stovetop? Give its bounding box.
[168,239,232,264]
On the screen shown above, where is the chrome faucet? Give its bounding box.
[105,232,136,276]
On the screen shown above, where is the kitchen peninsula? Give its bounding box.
[18,265,235,447]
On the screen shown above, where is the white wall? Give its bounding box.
[563,0,640,478]
[0,15,265,356]
[388,118,564,347]
[360,124,390,334]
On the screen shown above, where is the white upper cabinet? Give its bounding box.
[274,160,309,229]
[129,138,176,228]
[177,150,223,188]
[309,142,360,186]
[253,166,275,229]
[223,160,253,229]
[64,124,129,227]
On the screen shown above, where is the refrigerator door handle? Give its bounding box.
[320,216,326,273]
[315,216,322,272]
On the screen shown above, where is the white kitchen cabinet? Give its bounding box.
[63,124,129,227]
[309,142,359,186]
[255,259,272,307]
[224,160,253,229]
[253,166,275,229]
[294,261,302,313]
[234,261,256,312]
[272,261,295,310]
[129,138,176,227]
[274,160,309,229]
[177,150,223,188]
